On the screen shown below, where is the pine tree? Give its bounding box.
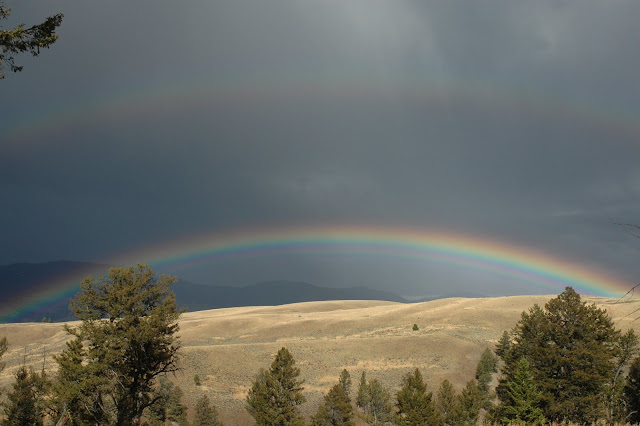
[52,336,111,425]
[147,377,187,425]
[2,365,47,426]
[476,347,498,394]
[496,357,545,425]
[366,379,392,425]
[453,380,483,425]
[311,384,354,426]
[608,329,638,424]
[356,372,370,412]
[0,1,63,78]
[395,368,441,425]
[53,264,183,425]
[338,369,352,398]
[497,287,628,424]
[625,355,640,423]
[495,330,511,360]
[193,395,223,426]
[436,379,457,426]
[246,347,306,426]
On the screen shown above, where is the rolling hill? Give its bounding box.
[0,294,638,424]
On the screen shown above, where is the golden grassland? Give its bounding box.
[2,295,640,425]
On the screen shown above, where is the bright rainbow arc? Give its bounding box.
[2,226,631,322]
[135,226,630,298]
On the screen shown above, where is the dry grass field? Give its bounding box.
[1,294,640,424]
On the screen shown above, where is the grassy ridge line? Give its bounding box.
[1,295,639,424]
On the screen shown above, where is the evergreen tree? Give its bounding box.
[453,380,483,425]
[625,355,640,423]
[395,368,441,425]
[356,372,370,412]
[52,336,111,425]
[246,347,306,426]
[147,377,187,425]
[311,384,354,426]
[193,395,223,426]
[366,379,392,425]
[496,357,545,425]
[0,1,63,78]
[166,385,187,424]
[53,264,183,425]
[338,369,352,398]
[608,328,638,424]
[436,379,457,426]
[2,365,47,426]
[475,347,498,394]
[495,331,511,360]
[497,287,628,424]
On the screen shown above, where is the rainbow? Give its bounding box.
[2,75,639,149]
[2,225,632,322]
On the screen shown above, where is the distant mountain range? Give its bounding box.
[0,261,408,323]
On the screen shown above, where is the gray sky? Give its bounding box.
[1,0,640,297]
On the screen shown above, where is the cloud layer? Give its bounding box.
[1,0,639,296]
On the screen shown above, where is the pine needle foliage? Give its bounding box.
[54,264,182,425]
[2,365,48,426]
[436,379,457,426]
[356,372,370,412]
[454,380,483,425]
[312,384,354,426]
[193,395,223,426]
[338,369,352,399]
[497,357,545,425]
[147,377,187,425]
[246,347,306,426]
[625,355,640,423]
[0,1,63,78]
[476,347,498,394]
[497,287,633,424]
[395,368,441,425]
[364,379,393,425]
[495,331,511,360]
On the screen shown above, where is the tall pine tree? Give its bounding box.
[338,369,352,399]
[366,379,393,425]
[193,395,223,426]
[311,384,354,426]
[246,347,306,426]
[53,264,182,425]
[476,347,498,394]
[453,380,483,425]
[436,379,457,426]
[395,368,441,425]
[497,287,631,424]
[2,366,47,426]
[356,372,370,412]
[496,357,545,425]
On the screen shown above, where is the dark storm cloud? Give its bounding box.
[1,0,640,295]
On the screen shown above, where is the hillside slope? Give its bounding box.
[1,295,638,424]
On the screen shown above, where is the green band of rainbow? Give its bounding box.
[2,225,631,322]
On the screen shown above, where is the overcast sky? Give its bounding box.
[1,0,639,297]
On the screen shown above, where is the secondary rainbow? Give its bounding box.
[2,225,631,322]
[3,75,639,149]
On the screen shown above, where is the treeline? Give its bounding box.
[244,287,640,425]
[2,265,640,425]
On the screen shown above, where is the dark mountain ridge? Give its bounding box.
[0,261,408,323]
